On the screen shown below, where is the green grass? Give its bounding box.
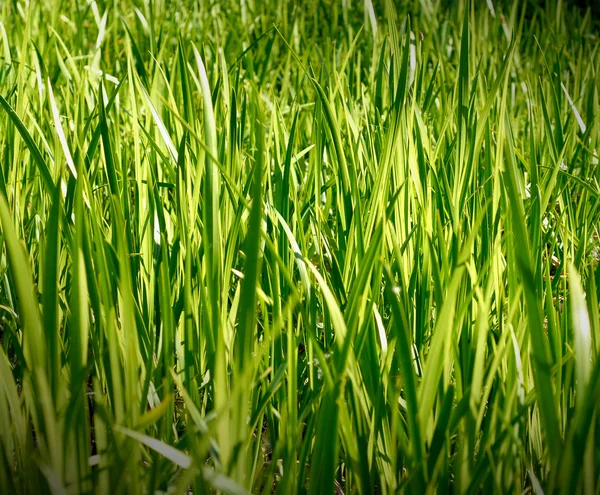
[0,0,599,493]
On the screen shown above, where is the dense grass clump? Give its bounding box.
[0,0,599,493]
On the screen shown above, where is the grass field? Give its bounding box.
[0,0,599,493]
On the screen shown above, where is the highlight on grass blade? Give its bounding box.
[568,262,592,400]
